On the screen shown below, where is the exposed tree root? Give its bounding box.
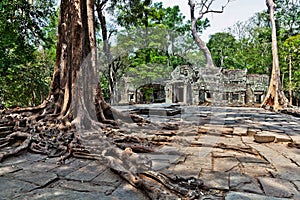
[0,131,31,162]
[0,95,207,200]
[0,99,90,162]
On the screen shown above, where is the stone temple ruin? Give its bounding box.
[117,65,269,106]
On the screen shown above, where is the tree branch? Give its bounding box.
[196,0,234,19]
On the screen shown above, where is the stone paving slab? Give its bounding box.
[233,127,248,136]
[13,170,58,187]
[54,179,116,194]
[65,160,107,182]
[200,171,229,190]
[14,188,111,200]
[0,165,21,175]
[1,106,300,199]
[225,191,292,200]
[258,177,296,198]
[0,157,149,200]
[229,172,264,195]
[0,177,38,199]
[242,136,300,181]
[0,153,46,167]
[265,143,300,167]
[50,158,93,177]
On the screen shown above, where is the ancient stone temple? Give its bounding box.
[116,65,269,106]
[165,65,269,106]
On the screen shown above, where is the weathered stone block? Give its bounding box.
[247,129,259,136]
[233,127,248,136]
[200,171,229,190]
[13,170,58,187]
[254,132,275,143]
[0,165,20,175]
[65,161,107,182]
[225,191,291,200]
[258,177,294,198]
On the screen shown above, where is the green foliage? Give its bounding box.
[98,1,208,98]
[125,47,174,87]
[208,28,272,74]
[275,0,300,39]
[100,76,110,101]
[0,0,57,107]
[219,11,274,74]
[0,58,52,107]
[140,87,153,101]
[207,32,238,68]
[110,0,160,28]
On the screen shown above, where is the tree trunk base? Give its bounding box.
[261,83,290,112]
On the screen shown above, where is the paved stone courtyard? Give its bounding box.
[0,105,299,199]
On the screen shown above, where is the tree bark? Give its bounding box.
[48,0,116,126]
[49,0,96,119]
[261,0,289,111]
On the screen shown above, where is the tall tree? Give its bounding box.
[0,0,122,161]
[188,0,232,67]
[225,11,274,74]
[261,0,289,111]
[97,0,164,103]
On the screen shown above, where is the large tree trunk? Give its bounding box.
[49,0,98,121]
[261,0,289,111]
[50,0,120,128]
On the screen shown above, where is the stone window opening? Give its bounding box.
[255,94,262,103]
[206,92,212,99]
[232,93,239,101]
[222,93,228,100]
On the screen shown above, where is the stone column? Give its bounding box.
[165,83,172,104]
[183,83,187,104]
[228,93,232,104]
[119,77,129,104]
[241,92,245,104]
[192,84,199,105]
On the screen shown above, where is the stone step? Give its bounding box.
[254,132,276,143]
[254,131,292,143]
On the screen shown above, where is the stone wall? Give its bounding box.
[165,66,269,106]
[116,66,269,106]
